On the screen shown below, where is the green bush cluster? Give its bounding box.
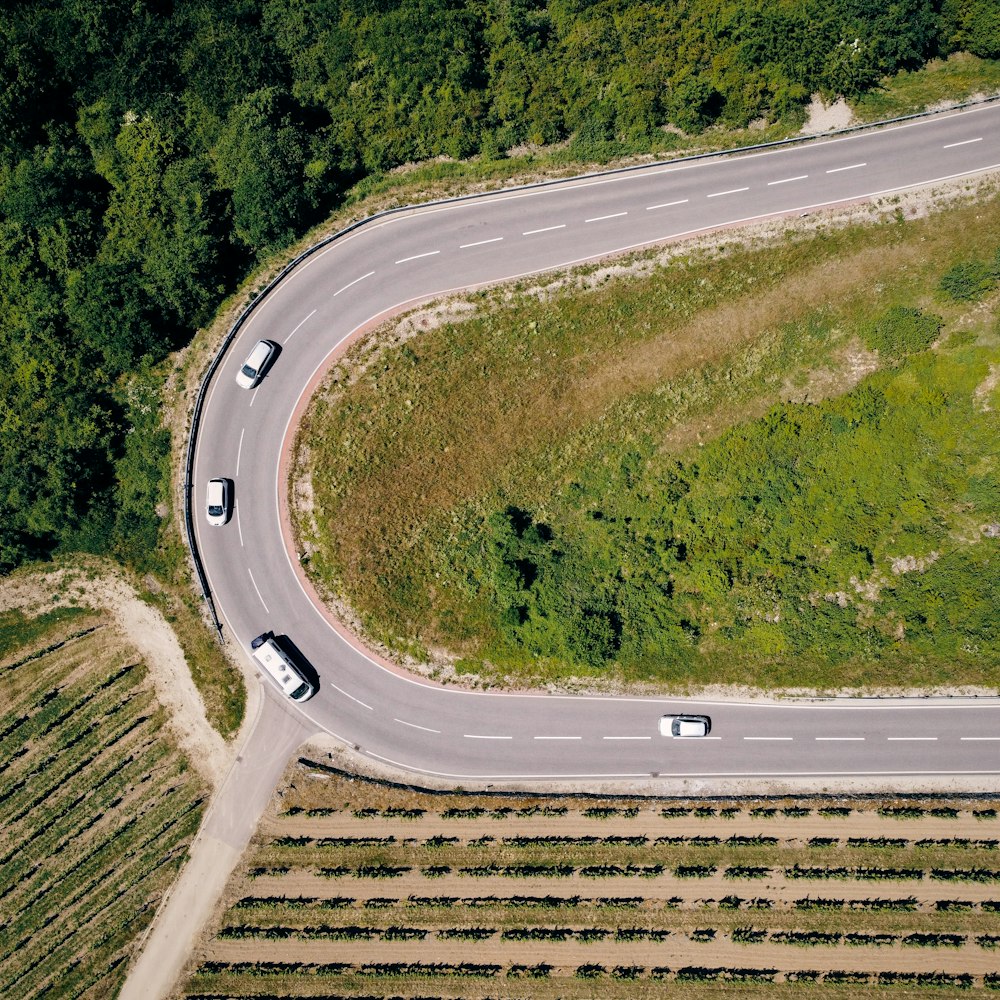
[452,340,1000,679]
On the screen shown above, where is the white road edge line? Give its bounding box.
[585,212,627,223]
[394,718,441,734]
[247,567,269,614]
[236,501,244,547]
[464,734,513,740]
[944,137,983,148]
[534,735,583,740]
[646,199,689,210]
[235,426,245,477]
[826,162,866,173]
[707,186,750,198]
[333,270,375,296]
[603,736,652,741]
[328,682,372,710]
[768,174,808,185]
[273,142,1000,705]
[284,308,317,343]
[460,237,504,248]
[523,224,567,235]
[395,251,441,264]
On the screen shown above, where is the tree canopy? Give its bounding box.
[0,0,990,572]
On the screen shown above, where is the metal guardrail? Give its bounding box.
[182,94,1000,642]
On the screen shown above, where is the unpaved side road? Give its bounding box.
[119,688,317,1000]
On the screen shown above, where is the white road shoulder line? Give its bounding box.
[944,137,983,149]
[333,270,375,296]
[395,718,441,734]
[707,186,750,198]
[768,174,808,186]
[328,682,372,710]
[585,212,627,223]
[284,308,317,343]
[246,567,269,614]
[646,199,689,210]
[523,224,567,235]
[235,426,245,477]
[464,733,513,740]
[395,251,440,264]
[460,237,504,249]
[826,162,866,173]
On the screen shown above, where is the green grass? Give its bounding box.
[0,611,206,999]
[852,52,1000,123]
[296,182,1000,691]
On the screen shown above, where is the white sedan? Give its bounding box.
[660,714,712,738]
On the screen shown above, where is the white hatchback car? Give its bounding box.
[659,714,712,738]
[206,478,231,526]
[235,339,277,389]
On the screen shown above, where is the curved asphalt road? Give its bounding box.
[193,103,1000,782]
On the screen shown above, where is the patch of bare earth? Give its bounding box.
[0,562,230,787]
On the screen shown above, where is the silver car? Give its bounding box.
[659,714,712,738]
[235,339,277,389]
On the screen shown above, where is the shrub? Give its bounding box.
[724,866,771,879]
[732,926,767,943]
[818,806,851,817]
[975,809,998,820]
[612,965,643,979]
[576,964,605,978]
[939,259,997,302]
[674,865,717,878]
[903,932,965,947]
[862,305,942,358]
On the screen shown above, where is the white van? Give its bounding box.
[249,632,315,702]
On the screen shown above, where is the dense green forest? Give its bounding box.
[1,0,998,574]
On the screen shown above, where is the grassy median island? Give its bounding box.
[294,185,1000,692]
[0,607,206,998]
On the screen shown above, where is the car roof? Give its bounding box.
[247,340,272,364]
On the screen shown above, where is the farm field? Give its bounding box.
[0,605,206,999]
[182,760,1000,998]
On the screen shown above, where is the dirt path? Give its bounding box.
[120,690,317,1000]
[0,563,231,787]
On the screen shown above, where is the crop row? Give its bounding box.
[253,861,1000,881]
[191,960,978,987]
[281,803,999,821]
[214,922,1000,948]
[269,833,785,848]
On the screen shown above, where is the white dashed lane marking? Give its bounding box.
[603,736,652,741]
[523,224,567,235]
[235,427,245,476]
[744,736,793,741]
[768,174,808,186]
[943,137,982,149]
[464,733,513,740]
[888,737,937,741]
[247,567,269,614]
[816,737,865,741]
[534,736,583,741]
[646,199,689,210]
[707,187,750,198]
[333,270,375,296]
[284,308,316,342]
[395,251,441,264]
[585,212,628,223]
[394,718,440,733]
[826,162,866,173]
[460,237,504,248]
